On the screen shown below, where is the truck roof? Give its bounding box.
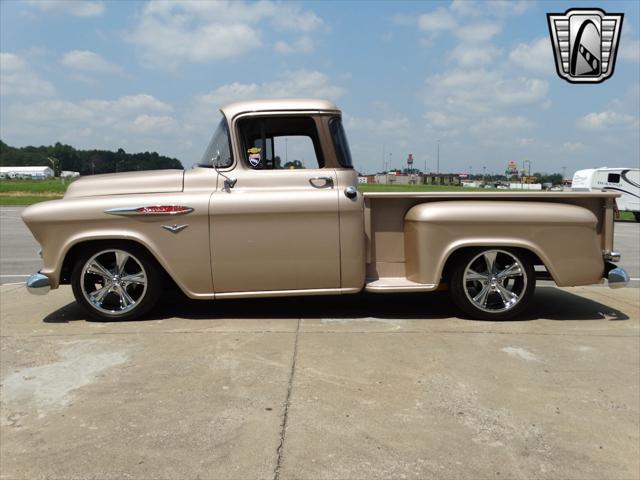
[220,98,341,120]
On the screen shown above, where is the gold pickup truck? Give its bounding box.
[22,99,630,321]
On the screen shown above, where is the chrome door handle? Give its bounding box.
[308,176,334,188]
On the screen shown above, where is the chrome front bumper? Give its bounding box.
[26,273,51,295]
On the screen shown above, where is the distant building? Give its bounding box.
[61,171,80,178]
[373,173,462,186]
[423,173,461,186]
[0,166,54,179]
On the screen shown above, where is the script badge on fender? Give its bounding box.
[547,8,623,84]
[162,224,189,234]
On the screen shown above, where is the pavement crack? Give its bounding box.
[273,317,301,480]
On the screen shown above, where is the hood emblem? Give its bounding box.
[162,224,189,234]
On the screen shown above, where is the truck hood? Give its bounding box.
[64,169,184,198]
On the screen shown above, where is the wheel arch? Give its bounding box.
[439,242,555,284]
[60,238,177,290]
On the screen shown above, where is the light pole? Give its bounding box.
[47,156,58,178]
[436,140,440,175]
[562,166,567,181]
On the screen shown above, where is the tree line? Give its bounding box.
[0,140,183,176]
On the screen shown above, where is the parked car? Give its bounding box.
[22,99,630,321]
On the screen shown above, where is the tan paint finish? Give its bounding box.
[209,167,341,292]
[22,192,214,297]
[20,99,622,301]
[404,201,602,286]
[65,169,184,198]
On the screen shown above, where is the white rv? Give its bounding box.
[572,167,640,221]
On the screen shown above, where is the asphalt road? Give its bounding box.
[2,206,639,286]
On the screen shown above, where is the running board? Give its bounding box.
[365,277,438,293]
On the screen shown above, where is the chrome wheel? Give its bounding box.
[80,249,147,316]
[462,249,527,314]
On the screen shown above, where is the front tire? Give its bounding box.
[71,244,163,321]
[450,248,535,320]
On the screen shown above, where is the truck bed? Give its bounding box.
[363,190,619,290]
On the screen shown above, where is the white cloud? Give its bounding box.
[424,69,548,113]
[0,52,55,97]
[450,0,531,17]
[61,50,122,74]
[274,36,314,54]
[26,0,104,17]
[620,39,640,63]
[509,37,554,75]
[578,111,639,130]
[2,94,181,155]
[132,114,178,134]
[128,1,323,68]
[563,142,586,152]
[424,111,462,128]
[455,23,501,43]
[198,70,346,107]
[269,4,323,32]
[470,115,533,134]
[450,44,499,67]
[418,8,457,31]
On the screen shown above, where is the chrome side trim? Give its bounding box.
[608,267,629,289]
[162,224,189,234]
[26,273,51,295]
[105,206,194,216]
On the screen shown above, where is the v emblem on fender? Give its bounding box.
[162,224,189,234]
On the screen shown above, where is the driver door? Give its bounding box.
[209,115,341,294]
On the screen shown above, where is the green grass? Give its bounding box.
[0,195,63,205]
[0,178,73,194]
[618,211,637,222]
[358,183,488,192]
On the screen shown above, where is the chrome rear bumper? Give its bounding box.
[607,266,630,289]
[26,273,51,295]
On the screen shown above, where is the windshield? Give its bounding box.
[199,117,233,168]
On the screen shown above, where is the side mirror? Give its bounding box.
[224,178,237,190]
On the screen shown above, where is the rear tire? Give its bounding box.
[71,243,163,321]
[450,248,535,320]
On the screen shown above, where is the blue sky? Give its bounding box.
[1,0,639,176]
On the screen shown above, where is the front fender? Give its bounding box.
[404,201,603,286]
[22,193,214,298]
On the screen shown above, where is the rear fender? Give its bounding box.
[404,201,604,286]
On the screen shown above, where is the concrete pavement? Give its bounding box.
[1,284,638,479]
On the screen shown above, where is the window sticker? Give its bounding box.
[248,147,261,168]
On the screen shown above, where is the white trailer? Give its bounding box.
[572,167,640,221]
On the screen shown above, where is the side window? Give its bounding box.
[607,173,620,183]
[329,117,353,168]
[238,116,324,170]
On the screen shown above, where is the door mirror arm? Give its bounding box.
[214,165,237,192]
[212,149,237,192]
